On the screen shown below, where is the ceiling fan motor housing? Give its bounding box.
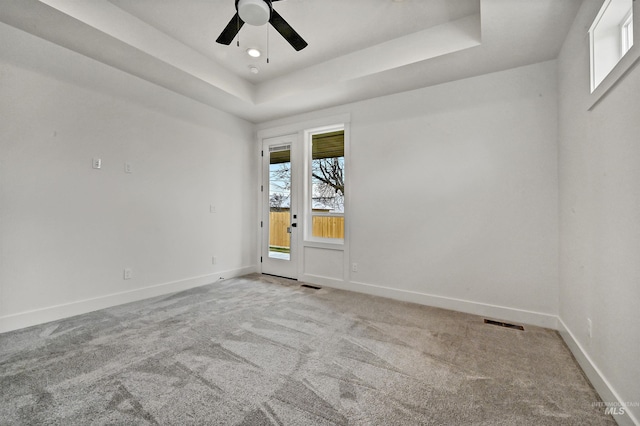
[237,0,271,26]
[217,0,306,51]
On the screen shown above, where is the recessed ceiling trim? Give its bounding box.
[256,14,481,104]
[1,0,583,123]
[34,0,254,102]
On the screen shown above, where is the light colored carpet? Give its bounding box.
[0,274,614,425]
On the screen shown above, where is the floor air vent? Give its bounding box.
[484,319,524,331]
[301,284,322,290]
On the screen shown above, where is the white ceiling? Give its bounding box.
[109,0,481,83]
[0,0,582,123]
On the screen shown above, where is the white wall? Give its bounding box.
[258,60,560,328]
[3,8,636,420]
[0,24,257,332]
[558,1,640,424]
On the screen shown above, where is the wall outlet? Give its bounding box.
[123,268,132,280]
[124,162,132,173]
[210,204,217,213]
[92,158,102,169]
[212,256,217,265]
[352,263,358,272]
[587,318,592,339]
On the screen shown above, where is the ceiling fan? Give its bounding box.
[216,0,308,51]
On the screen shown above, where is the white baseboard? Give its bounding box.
[0,265,256,334]
[308,278,558,329]
[557,318,638,426]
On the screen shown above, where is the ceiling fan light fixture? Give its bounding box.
[216,0,307,51]
[237,0,270,26]
[246,48,261,58]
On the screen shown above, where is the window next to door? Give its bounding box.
[307,127,345,243]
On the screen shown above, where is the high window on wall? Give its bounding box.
[589,0,634,92]
[307,128,345,242]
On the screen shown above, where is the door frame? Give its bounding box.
[256,113,352,285]
[260,134,300,279]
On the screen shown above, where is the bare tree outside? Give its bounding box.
[311,156,344,212]
[269,162,291,211]
[268,155,345,212]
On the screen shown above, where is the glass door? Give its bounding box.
[261,135,298,279]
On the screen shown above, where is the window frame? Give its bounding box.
[304,124,346,245]
[588,0,638,109]
[621,10,634,54]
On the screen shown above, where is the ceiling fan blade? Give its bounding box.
[269,9,308,51]
[216,13,244,45]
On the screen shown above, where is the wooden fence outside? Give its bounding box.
[269,211,344,248]
[269,211,291,250]
[312,216,344,239]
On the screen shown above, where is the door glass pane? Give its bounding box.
[311,131,344,239]
[269,146,291,260]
